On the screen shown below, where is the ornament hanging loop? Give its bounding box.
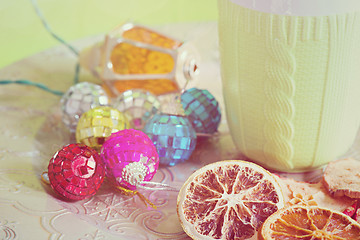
[136,181,179,192]
[41,171,50,185]
[115,185,158,209]
[181,55,198,93]
[122,162,179,192]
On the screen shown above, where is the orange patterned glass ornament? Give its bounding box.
[79,23,199,96]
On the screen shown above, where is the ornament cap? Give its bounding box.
[122,162,148,186]
[161,94,185,116]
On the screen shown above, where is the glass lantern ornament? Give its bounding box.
[47,143,105,201]
[181,88,221,134]
[100,129,159,190]
[60,82,109,132]
[79,22,199,97]
[143,96,197,166]
[76,106,130,151]
[112,89,161,130]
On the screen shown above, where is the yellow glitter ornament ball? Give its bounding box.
[75,106,130,150]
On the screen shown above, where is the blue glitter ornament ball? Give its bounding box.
[181,88,221,134]
[143,114,197,166]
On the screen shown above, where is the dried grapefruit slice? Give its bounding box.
[260,205,360,240]
[177,160,284,240]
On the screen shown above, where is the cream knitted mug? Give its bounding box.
[218,0,360,172]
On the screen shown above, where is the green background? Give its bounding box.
[0,0,218,69]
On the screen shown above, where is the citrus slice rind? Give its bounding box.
[177,160,285,240]
[261,205,360,240]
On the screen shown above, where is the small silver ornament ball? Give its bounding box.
[112,89,161,130]
[60,82,109,132]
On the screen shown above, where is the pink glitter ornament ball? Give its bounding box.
[100,129,159,190]
[47,143,105,201]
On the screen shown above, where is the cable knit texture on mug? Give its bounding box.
[218,0,360,171]
[263,15,296,169]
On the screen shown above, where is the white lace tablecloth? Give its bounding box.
[0,22,359,240]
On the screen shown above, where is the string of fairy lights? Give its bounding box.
[4,0,222,205]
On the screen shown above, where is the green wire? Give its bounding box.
[30,0,79,56]
[30,0,81,86]
[74,62,80,84]
[0,80,64,96]
[1,0,84,97]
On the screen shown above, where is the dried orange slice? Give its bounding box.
[260,205,360,239]
[177,160,284,240]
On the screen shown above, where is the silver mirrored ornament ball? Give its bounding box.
[60,82,109,132]
[112,89,161,130]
